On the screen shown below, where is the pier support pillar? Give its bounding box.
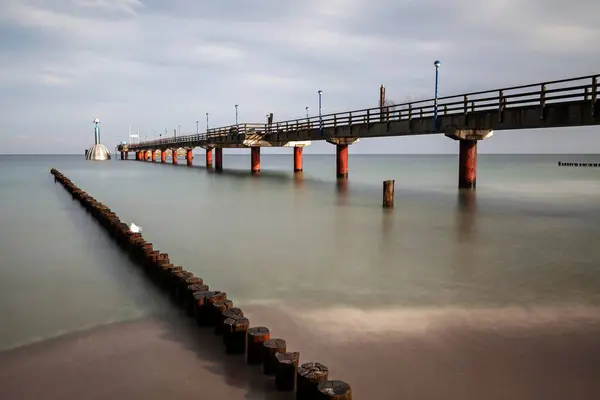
[141,151,146,161]
[458,140,477,189]
[215,148,223,171]
[336,145,348,178]
[186,149,193,166]
[120,152,124,160]
[326,138,359,179]
[125,151,129,160]
[172,149,178,165]
[445,128,494,190]
[135,151,140,160]
[294,147,303,172]
[151,151,156,163]
[206,148,213,168]
[251,147,260,173]
[161,150,166,163]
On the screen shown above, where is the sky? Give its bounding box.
[0,0,599,154]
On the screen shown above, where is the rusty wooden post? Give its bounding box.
[383,180,395,208]
[247,327,271,364]
[297,362,329,399]
[275,352,300,391]
[224,317,249,354]
[263,338,287,375]
[317,380,353,399]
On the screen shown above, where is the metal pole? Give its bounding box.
[434,60,441,130]
[206,113,209,130]
[196,120,199,134]
[235,104,239,132]
[318,90,323,136]
[305,106,309,119]
[178,125,181,137]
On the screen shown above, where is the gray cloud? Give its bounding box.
[0,0,598,154]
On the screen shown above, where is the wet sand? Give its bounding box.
[1,303,600,399]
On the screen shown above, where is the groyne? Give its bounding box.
[49,168,352,399]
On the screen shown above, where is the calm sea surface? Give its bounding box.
[1,153,600,351]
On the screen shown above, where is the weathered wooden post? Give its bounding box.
[275,352,300,391]
[247,327,271,364]
[297,362,329,399]
[263,338,287,375]
[317,380,353,399]
[383,180,395,208]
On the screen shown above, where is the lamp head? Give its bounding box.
[434,60,441,68]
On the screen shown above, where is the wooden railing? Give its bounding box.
[128,74,598,150]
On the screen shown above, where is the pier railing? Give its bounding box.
[129,74,598,150]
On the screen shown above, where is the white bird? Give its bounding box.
[129,222,142,233]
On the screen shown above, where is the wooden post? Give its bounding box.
[297,362,329,399]
[211,300,233,329]
[218,307,244,337]
[215,148,223,170]
[275,352,300,391]
[263,338,287,375]
[317,380,353,399]
[247,327,271,364]
[223,317,249,354]
[382,180,395,208]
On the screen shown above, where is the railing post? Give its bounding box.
[334,114,337,128]
[498,90,505,122]
[408,104,412,121]
[540,84,546,120]
[419,108,423,118]
[366,109,370,128]
[470,101,475,113]
[592,76,597,116]
[444,105,448,116]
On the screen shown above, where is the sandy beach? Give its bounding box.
[1,302,600,399]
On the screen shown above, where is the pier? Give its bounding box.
[124,74,599,189]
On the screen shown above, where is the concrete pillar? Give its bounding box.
[206,148,213,168]
[215,148,223,171]
[251,147,260,173]
[161,150,166,163]
[172,149,178,165]
[458,140,477,189]
[151,150,156,162]
[336,144,349,178]
[294,147,303,172]
[444,128,493,190]
[186,149,193,166]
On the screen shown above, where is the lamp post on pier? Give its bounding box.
[305,106,309,119]
[206,113,209,131]
[235,104,239,132]
[318,90,323,136]
[196,120,199,134]
[434,60,441,130]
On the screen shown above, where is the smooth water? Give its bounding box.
[1,153,600,351]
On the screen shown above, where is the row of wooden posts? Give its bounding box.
[49,168,353,399]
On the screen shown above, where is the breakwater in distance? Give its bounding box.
[49,168,352,400]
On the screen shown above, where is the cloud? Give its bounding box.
[0,0,599,153]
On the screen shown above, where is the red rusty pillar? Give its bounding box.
[458,139,477,189]
[143,151,148,161]
[186,149,193,166]
[293,147,303,172]
[160,150,166,163]
[151,151,156,162]
[336,144,349,178]
[206,148,213,168]
[172,149,178,164]
[215,148,223,171]
[136,151,140,160]
[251,147,260,173]
[125,151,129,160]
